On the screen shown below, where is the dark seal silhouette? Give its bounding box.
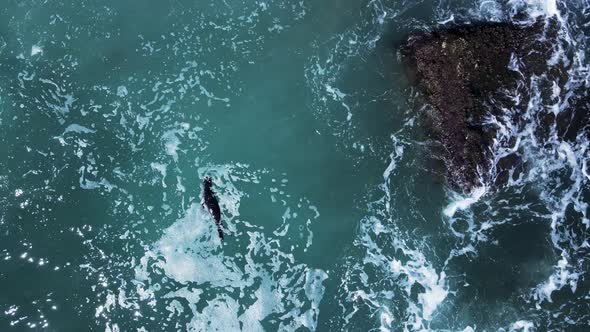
[202,177,224,240]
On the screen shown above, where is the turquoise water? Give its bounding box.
[1,0,589,331]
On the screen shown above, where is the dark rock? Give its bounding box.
[401,21,557,192]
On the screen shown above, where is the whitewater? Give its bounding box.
[0,0,588,331]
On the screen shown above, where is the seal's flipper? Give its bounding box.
[217,226,224,240]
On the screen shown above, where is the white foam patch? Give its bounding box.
[390,256,448,322]
[443,186,487,218]
[162,124,189,163]
[506,0,560,19]
[38,78,77,124]
[135,205,233,285]
[150,162,167,188]
[337,133,452,330]
[477,0,590,323]
[534,255,580,303]
[342,215,449,330]
[129,204,327,330]
[116,86,128,97]
[63,124,96,135]
[87,165,325,331]
[31,45,43,56]
[325,84,352,121]
[509,320,536,331]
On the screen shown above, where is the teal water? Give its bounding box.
[1,0,589,331]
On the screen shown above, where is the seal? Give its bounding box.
[202,177,224,240]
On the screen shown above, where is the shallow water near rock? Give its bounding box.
[0,0,588,331]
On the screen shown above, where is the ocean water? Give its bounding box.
[0,0,589,331]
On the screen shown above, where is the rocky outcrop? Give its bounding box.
[401,21,557,192]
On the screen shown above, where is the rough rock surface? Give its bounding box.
[401,22,556,192]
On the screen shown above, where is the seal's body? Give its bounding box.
[202,177,224,240]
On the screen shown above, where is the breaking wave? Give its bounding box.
[1,0,589,331]
[306,0,589,330]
